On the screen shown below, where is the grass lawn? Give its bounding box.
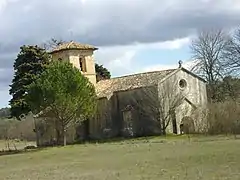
[0,136,240,180]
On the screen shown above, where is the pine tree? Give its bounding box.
[95,63,111,82]
[27,61,97,145]
[9,45,50,120]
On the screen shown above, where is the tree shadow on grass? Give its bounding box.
[75,134,169,145]
[0,147,48,157]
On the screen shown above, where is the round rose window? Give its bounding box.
[179,79,187,89]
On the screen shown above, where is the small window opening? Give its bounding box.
[179,79,187,89]
[122,105,134,136]
[123,110,133,135]
[58,58,62,61]
[79,57,86,72]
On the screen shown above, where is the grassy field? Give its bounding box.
[0,136,240,180]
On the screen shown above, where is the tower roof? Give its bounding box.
[50,41,98,54]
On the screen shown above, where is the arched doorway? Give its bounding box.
[180,116,195,134]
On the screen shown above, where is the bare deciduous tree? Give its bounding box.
[129,80,186,135]
[190,29,230,101]
[41,38,66,51]
[223,28,240,75]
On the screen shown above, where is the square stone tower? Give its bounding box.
[50,41,98,85]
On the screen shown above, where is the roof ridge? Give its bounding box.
[50,41,98,54]
[97,68,177,82]
[96,68,179,98]
[67,41,74,48]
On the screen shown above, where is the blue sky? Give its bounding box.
[131,44,191,70]
[0,0,240,108]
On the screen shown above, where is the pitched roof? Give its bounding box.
[96,69,176,99]
[180,67,206,83]
[50,41,98,54]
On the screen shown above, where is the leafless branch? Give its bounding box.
[190,29,232,101]
[129,80,185,135]
[190,29,230,83]
[223,27,240,75]
[41,38,66,51]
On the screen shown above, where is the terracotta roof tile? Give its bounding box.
[96,69,176,99]
[50,41,98,53]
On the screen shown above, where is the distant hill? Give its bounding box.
[0,107,10,118]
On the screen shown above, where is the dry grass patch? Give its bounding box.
[0,136,240,180]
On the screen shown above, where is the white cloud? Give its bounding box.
[142,59,199,72]
[106,50,137,76]
[0,0,20,13]
[134,37,191,50]
[0,89,10,107]
[95,37,191,76]
[0,0,7,12]
[143,64,179,72]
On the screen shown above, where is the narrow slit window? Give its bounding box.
[79,57,86,72]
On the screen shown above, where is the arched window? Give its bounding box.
[58,58,62,61]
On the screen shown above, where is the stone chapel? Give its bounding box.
[38,41,208,143]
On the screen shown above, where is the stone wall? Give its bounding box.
[161,69,207,134]
[115,86,162,137]
[89,97,112,139]
[89,86,162,139]
[52,49,97,85]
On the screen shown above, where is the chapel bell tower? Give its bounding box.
[50,41,98,85]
